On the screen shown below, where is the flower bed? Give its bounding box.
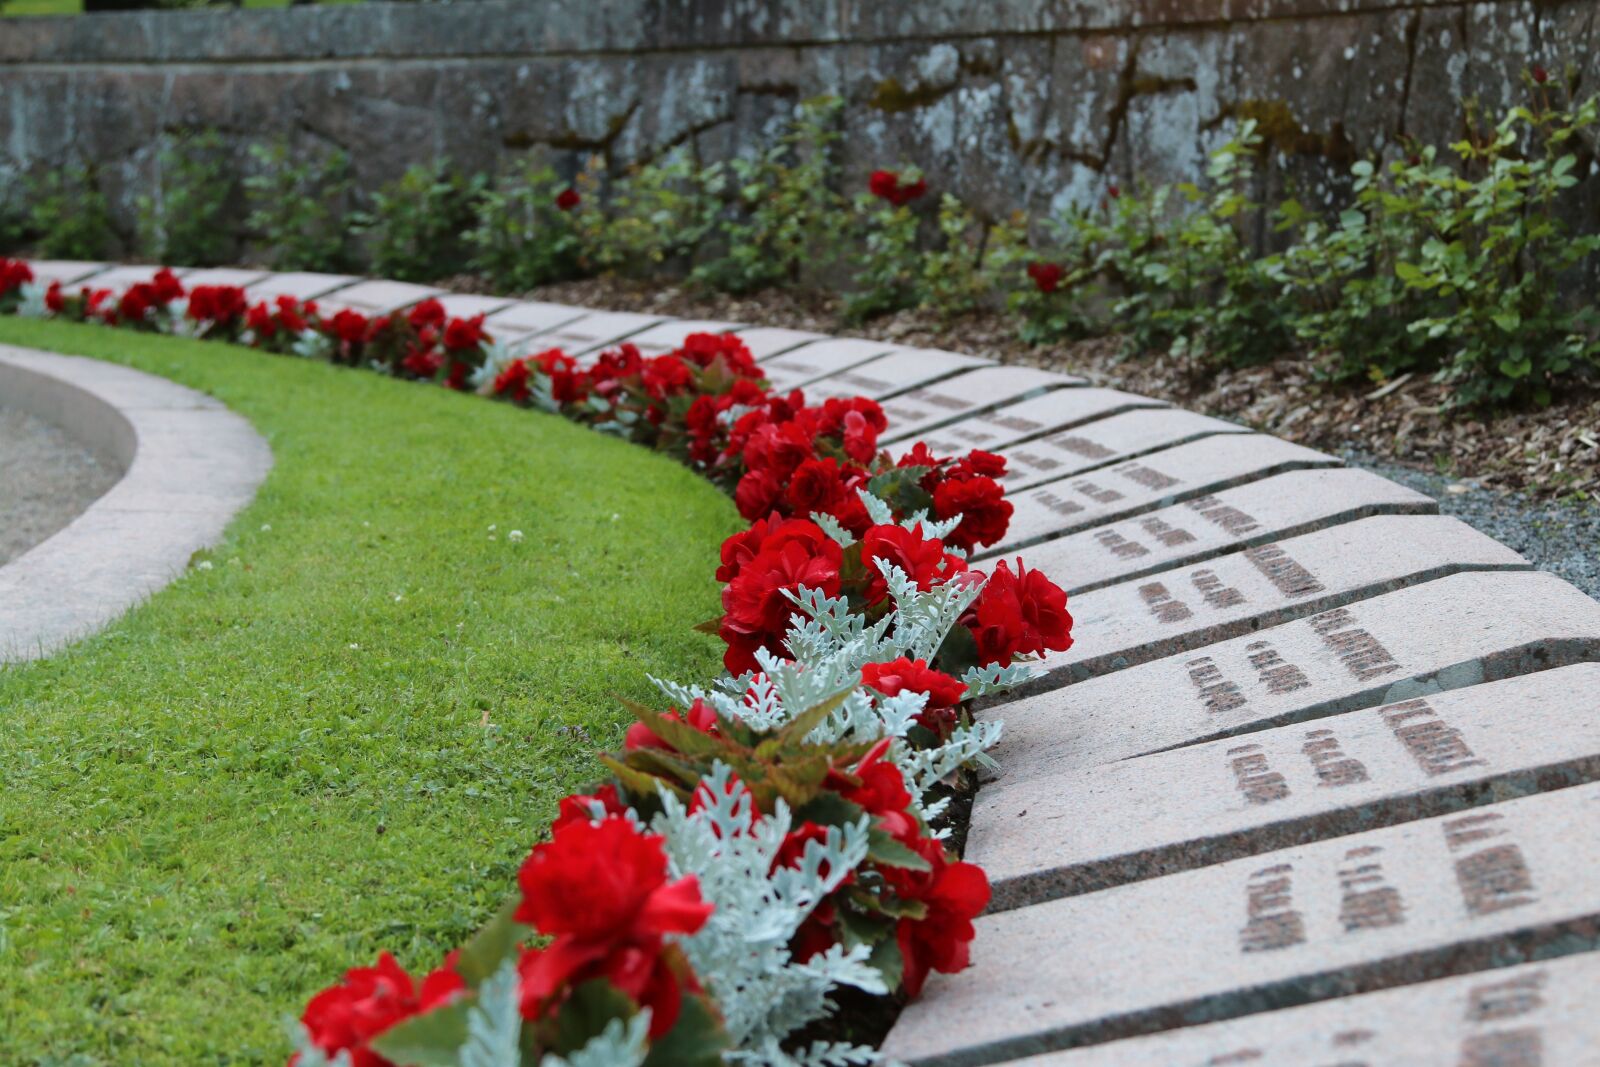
[0,261,1074,1067]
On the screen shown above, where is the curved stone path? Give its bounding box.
[0,337,272,662]
[26,261,1600,1062]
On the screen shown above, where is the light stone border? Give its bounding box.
[0,344,272,662]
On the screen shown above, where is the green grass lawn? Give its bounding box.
[0,318,740,1064]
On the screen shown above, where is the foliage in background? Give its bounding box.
[466,160,582,291]
[691,95,850,295]
[244,139,352,272]
[842,167,927,323]
[355,158,484,282]
[27,161,115,260]
[137,130,236,267]
[572,149,720,277]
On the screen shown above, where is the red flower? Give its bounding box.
[624,699,721,752]
[1027,262,1065,295]
[868,169,927,207]
[1107,183,1121,199]
[786,457,849,516]
[186,285,248,327]
[716,515,835,583]
[1532,64,1550,84]
[492,358,532,403]
[0,258,33,295]
[963,559,1074,666]
[827,738,918,844]
[642,355,693,400]
[556,187,581,212]
[399,347,444,379]
[677,332,759,378]
[407,298,446,332]
[293,953,464,1067]
[551,784,628,832]
[734,468,785,522]
[884,836,990,998]
[719,532,843,673]
[861,657,967,738]
[515,817,712,1037]
[44,281,64,314]
[860,524,965,604]
[931,475,1013,552]
[151,268,185,304]
[328,309,370,345]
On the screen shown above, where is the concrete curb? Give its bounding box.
[0,344,272,662]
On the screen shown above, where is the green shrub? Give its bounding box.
[842,167,925,323]
[692,95,849,294]
[355,160,484,282]
[989,208,1100,344]
[28,162,115,260]
[466,161,582,291]
[574,149,719,277]
[0,172,23,254]
[244,139,352,272]
[137,130,235,266]
[918,193,990,318]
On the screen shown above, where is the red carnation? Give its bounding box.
[1027,262,1065,295]
[328,309,370,346]
[734,468,785,522]
[442,314,488,353]
[861,657,968,738]
[556,187,581,212]
[150,268,185,304]
[407,298,446,332]
[293,953,465,1067]
[860,523,965,605]
[932,475,1013,552]
[719,532,844,673]
[963,558,1074,666]
[551,784,628,832]
[868,169,927,207]
[883,835,990,997]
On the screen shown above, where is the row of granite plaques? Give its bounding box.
[27,260,1600,1066]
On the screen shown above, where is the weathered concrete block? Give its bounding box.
[998,409,1252,492]
[982,571,1600,785]
[1023,467,1435,595]
[975,664,1600,910]
[985,433,1340,555]
[885,782,1600,1065]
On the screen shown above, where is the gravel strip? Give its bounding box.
[0,405,120,565]
[1342,447,1600,600]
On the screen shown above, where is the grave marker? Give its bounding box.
[981,571,1600,788]
[433,293,516,320]
[71,263,195,294]
[801,347,993,401]
[1022,468,1435,595]
[481,300,589,343]
[169,267,269,289]
[758,338,897,392]
[740,326,831,361]
[884,783,1600,1065]
[1026,952,1600,1067]
[997,409,1250,492]
[516,308,664,360]
[242,271,360,304]
[973,665,1600,909]
[312,278,444,316]
[21,260,108,287]
[982,435,1343,556]
[621,319,745,356]
[1036,515,1527,685]
[886,387,1170,457]
[875,366,1073,443]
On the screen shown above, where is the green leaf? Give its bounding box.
[641,993,729,1067]
[867,826,933,871]
[455,896,530,989]
[547,979,641,1056]
[867,931,906,991]
[768,689,852,749]
[369,999,474,1067]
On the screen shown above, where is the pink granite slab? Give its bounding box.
[997,408,1251,492]
[516,309,664,360]
[311,278,443,316]
[621,319,746,356]
[803,347,995,401]
[981,571,1600,786]
[740,326,831,361]
[758,337,899,392]
[982,434,1341,557]
[70,264,194,294]
[886,386,1171,458]
[875,366,1073,443]
[1025,468,1435,596]
[1025,952,1599,1066]
[480,300,589,342]
[242,272,360,304]
[1036,515,1528,685]
[975,665,1600,910]
[885,783,1600,1064]
[22,260,111,287]
[432,293,517,320]
[175,267,270,289]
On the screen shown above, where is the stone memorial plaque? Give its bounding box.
[741,326,830,361]
[75,264,194,293]
[974,665,1600,910]
[1023,468,1435,596]
[621,319,745,356]
[312,278,443,316]
[981,434,1341,557]
[175,267,270,289]
[1037,515,1528,685]
[22,260,108,287]
[433,293,516,320]
[803,348,993,402]
[886,387,1170,458]
[997,409,1251,493]
[758,338,898,392]
[242,272,360,304]
[884,783,1600,1065]
[983,571,1600,787]
[520,309,664,360]
[875,366,1071,443]
[1024,952,1600,1066]
[481,300,588,343]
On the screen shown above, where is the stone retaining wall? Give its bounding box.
[3,1,1598,252]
